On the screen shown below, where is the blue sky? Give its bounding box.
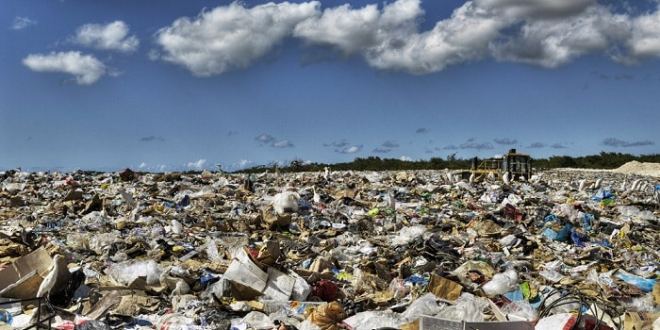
[1,0,659,171]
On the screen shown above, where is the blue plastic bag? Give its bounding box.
[592,188,614,202]
[570,229,586,247]
[616,270,657,292]
[582,213,594,232]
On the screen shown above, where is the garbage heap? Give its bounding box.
[0,168,658,330]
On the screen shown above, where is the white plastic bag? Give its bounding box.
[482,269,518,296]
[435,293,489,322]
[273,192,300,214]
[106,259,163,286]
[392,225,426,246]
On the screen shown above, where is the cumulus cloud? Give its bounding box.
[382,140,400,149]
[373,140,400,153]
[373,147,392,154]
[474,0,594,20]
[550,143,569,149]
[11,16,37,30]
[156,1,320,76]
[324,140,363,153]
[335,145,362,154]
[492,6,631,68]
[323,140,350,148]
[494,138,517,145]
[295,0,509,74]
[460,138,494,150]
[148,0,660,75]
[272,140,294,148]
[22,51,106,85]
[256,133,276,144]
[72,21,139,53]
[139,136,165,142]
[627,9,660,60]
[527,142,546,148]
[256,133,294,148]
[186,159,207,170]
[400,156,413,161]
[602,137,655,147]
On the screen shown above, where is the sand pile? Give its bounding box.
[612,161,660,177]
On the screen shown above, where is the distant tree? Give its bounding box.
[289,159,304,171]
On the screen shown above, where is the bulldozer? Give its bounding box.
[467,149,532,181]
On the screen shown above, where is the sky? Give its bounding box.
[1,0,659,172]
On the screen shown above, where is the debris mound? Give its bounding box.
[612,161,660,177]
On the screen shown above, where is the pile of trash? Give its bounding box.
[0,167,658,330]
[612,161,660,178]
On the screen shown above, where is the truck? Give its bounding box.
[463,148,532,182]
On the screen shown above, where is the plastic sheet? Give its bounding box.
[106,259,163,286]
[482,269,518,297]
[435,293,489,322]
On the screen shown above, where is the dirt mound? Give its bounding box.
[612,161,660,177]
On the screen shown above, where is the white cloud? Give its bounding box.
[492,6,631,67]
[294,3,384,54]
[474,0,594,20]
[256,133,276,144]
[11,16,37,30]
[156,1,320,76]
[272,140,294,148]
[73,21,139,53]
[148,0,660,74]
[138,162,147,169]
[370,2,509,73]
[336,145,362,154]
[399,155,413,161]
[186,159,207,170]
[628,9,660,59]
[22,51,107,85]
[295,0,508,74]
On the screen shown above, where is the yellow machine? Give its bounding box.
[469,149,532,181]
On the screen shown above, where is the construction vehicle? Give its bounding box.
[464,149,532,181]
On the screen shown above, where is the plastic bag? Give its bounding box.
[400,293,444,322]
[482,269,518,296]
[388,278,410,299]
[88,232,120,255]
[434,293,488,322]
[342,311,403,330]
[156,313,201,330]
[535,313,576,330]
[500,301,537,321]
[171,220,183,235]
[106,259,163,286]
[273,192,300,214]
[392,225,426,246]
[206,238,223,263]
[616,270,656,292]
[241,311,273,330]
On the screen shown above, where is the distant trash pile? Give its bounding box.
[612,161,660,178]
[0,167,658,329]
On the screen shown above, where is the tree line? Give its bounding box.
[235,152,660,173]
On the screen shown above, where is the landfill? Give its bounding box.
[0,164,659,330]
